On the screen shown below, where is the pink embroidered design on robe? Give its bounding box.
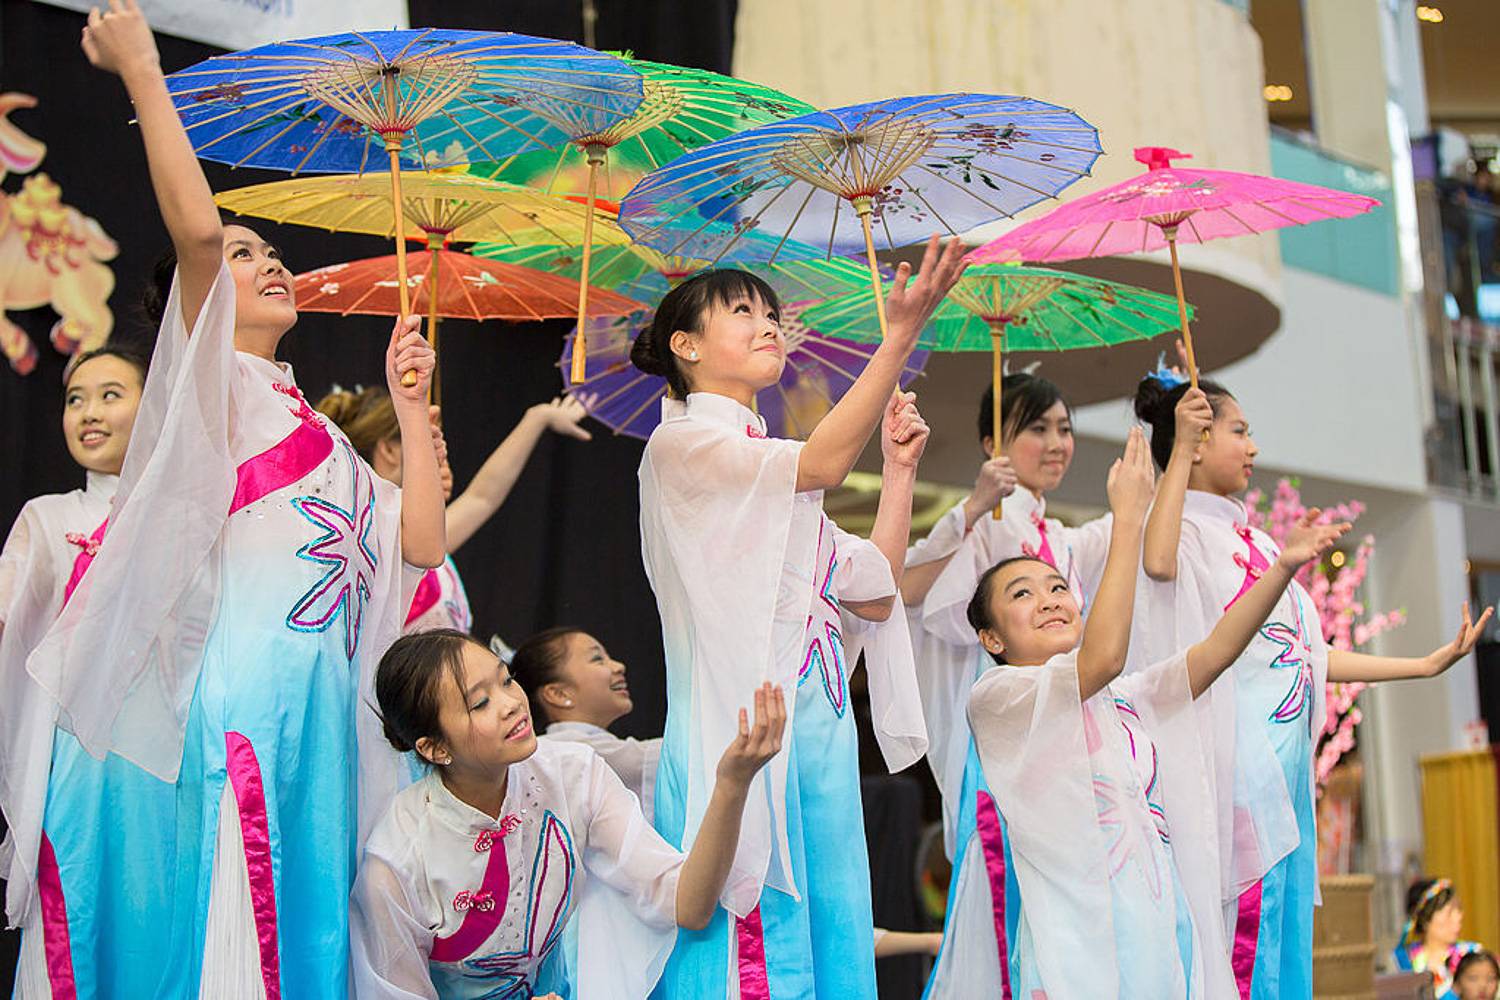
[1224,523,1270,610]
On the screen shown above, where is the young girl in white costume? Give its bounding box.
[630,240,965,998]
[514,626,663,823]
[351,629,785,999]
[0,347,179,998]
[1134,371,1492,1000]
[318,390,593,634]
[965,428,1345,998]
[899,372,1113,997]
[25,3,447,996]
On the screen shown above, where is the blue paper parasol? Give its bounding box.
[618,93,1102,339]
[166,28,643,382]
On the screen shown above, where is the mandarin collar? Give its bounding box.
[663,391,766,436]
[1003,487,1047,524]
[84,471,119,499]
[546,721,609,738]
[1182,489,1248,525]
[421,767,519,838]
[236,351,294,383]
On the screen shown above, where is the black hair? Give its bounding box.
[978,372,1068,450]
[507,626,587,729]
[630,269,782,399]
[63,344,150,390]
[1454,950,1499,985]
[375,629,488,756]
[1131,373,1235,471]
[1405,878,1459,939]
[140,217,277,328]
[965,556,1061,664]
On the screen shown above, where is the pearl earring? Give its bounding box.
[688,351,698,361]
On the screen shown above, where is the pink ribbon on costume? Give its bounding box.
[735,905,771,1000]
[974,791,1014,1000]
[224,732,282,999]
[1231,879,1264,999]
[431,823,512,962]
[405,568,441,626]
[1224,524,1270,610]
[1020,511,1057,570]
[61,517,107,607]
[229,419,334,516]
[36,834,78,1000]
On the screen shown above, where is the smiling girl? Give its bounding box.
[0,346,180,998]
[964,428,1344,998]
[1135,372,1491,1000]
[351,630,784,999]
[23,3,445,996]
[629,243,962,998]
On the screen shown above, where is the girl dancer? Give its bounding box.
[512,626,661,822]
[1134,372,1491,1000]
[351,629,785,999]
[318,391,592,634]
[1,347,178,997]
[965,428,1342,998]
[27,3,446,995]
[899,372,1111,996]
[630,241,964,998]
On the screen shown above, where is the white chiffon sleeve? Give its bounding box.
[832,527,926,772]
[967,655,1118,998]
[574,751,685,1000]
[350,850,440,1000]
[0,506,63,925]
[904,502,968,568]
[639,411,819,911]
[27,264,238,779]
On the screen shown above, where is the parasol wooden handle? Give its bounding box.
[991,325,1004,520]
[1163,228,1199,389]
[387,142,421,389]
[853,198,889,341]
[570,144,607,386]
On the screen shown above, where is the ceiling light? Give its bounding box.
[1262,84,1294,103]
[1417,5,1444,23]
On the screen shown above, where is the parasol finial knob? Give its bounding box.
[1134,147,1190,171]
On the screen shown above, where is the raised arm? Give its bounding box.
[1184,511,1350,697]
[1327,603,1493,682]
[444,397,592,553]
[1075,428,1154,700]
[1142,388,1213,581]
[386,323,446,568]
[847,392,929,622]
[795,236,966,492]
[674,684,785,929]
[81,0,221,333]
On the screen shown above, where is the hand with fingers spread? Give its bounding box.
[1106,427,1156,527]
[386,315,433,405]
[81,0,160,79]
[1423,602,1495,677]
[528,395,593,441]
[715,683,787,788]
[882,234,968,358]
[1276,509,1351,570]
[881,391,930,470]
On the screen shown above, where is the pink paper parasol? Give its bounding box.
[968,146,1380,385]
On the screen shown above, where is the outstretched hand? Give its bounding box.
[715,683,786,788]
[530,396,593,441]
[1423,602,1495,677]
[386,315,433,404]
[81,0,160,78]
[881,390,929,469]
[1105,427,1155,525]
[882,235,967,356]
[1276,509,1351,570]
